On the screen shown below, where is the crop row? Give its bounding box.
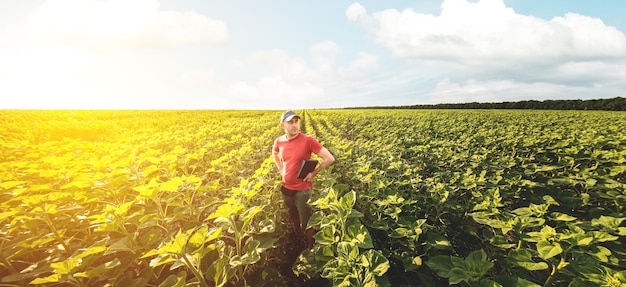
[297,109,626,286]
[2,109,624,287]
[0,111,290,286]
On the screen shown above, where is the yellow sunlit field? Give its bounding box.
[1,110,625,286]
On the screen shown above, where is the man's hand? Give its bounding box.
[304,147,335,182]
[303,172,314,182]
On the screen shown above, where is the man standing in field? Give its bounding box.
[272,110,335,249]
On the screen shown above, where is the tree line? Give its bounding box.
[350,97,625,111]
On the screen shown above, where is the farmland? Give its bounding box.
[1,109,625,286]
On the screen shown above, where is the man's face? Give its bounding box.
[281,117,300,136]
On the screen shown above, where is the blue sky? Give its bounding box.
[1,0,625,109]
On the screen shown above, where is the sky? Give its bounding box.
[0,0,625,109]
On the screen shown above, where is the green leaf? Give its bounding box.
[293,249,320,279]
[590,245,612,263]
[512,207,533,217]
[367,219,389,231]
[76,258,121,279]
[539,225,557,240]
[0,180,28,190]
[334,184,351,193]
[74,243,107,260]
[592,231,619,242]
[133,182,157,198]
[254,233,279,252]
[240,239,261,265]
[465,249,493,275]
[321,259,352,281]
[206,257,235,287]
[349,209,364,218]
[108,237,135,254]
[489,235,516,249]
[159,272,187,287]
[465,249,487,265]
[471,212,515,234]
[307,211,324,229]
[426,233,452,250]
[592,215,625,230]
[337,242,359,261]
[314,225,338,245]
[550,212,577,221]
[569,234,594,246]
[30,274,60,285]
[207,203,235,220]
[160,178,183,192]
[517,216,545,230]
[480,278,504,287]
[614,270,626,283]
[229,255,243,267]
[50,257,81,275]
[361,249,390,277]
[507,249,549,271]
[514,277,542,287]
[149,254,176,268]
[344,221,373,248]
[425,255,453,277]
[257,219,275,233]
[142,164,161,179]
[542,195,559,206]
[536,240,562,260]
[242,206,263,225]
[492,276,542,287]
[205,227,224,243]
[339,191,356,211]
[143,230,186,259]
[450,256,467,269]
[448,267,469,284]
[138,213,159,229]
[187,226,208,249]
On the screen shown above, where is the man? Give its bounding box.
[272,110,335,249]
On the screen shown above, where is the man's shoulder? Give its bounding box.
[298,133,317,139]
[274,133,318,143]
[301,133,320,142]
[274,135,289,143]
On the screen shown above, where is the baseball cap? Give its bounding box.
[280,110,300,122]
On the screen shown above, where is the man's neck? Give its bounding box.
[286,132,300,140]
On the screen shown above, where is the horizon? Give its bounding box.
[0,96,623,111]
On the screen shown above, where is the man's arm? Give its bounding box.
[304,147,335,181]
[272,140,283,175]
[273,150,283,175]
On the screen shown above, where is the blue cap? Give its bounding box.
[280,110,300,122]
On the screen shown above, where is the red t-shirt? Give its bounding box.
[273,133,323,190]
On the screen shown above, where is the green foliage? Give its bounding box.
[1,109,625,286]
[303,109,626,286]
[294,189,390,287]
[0,111,283,287]
[426,249,493,285]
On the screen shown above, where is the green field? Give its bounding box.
[1,110,625,286]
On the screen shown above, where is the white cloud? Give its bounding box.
[174,68,218,86]
[358,0,626,64]
[28,0,228,49]
[348,52,378,73]
[348,0,626,104]
[0,0,231,109]
[180,41,379,109]
[311,41,341,70]
[346,3,367,22]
